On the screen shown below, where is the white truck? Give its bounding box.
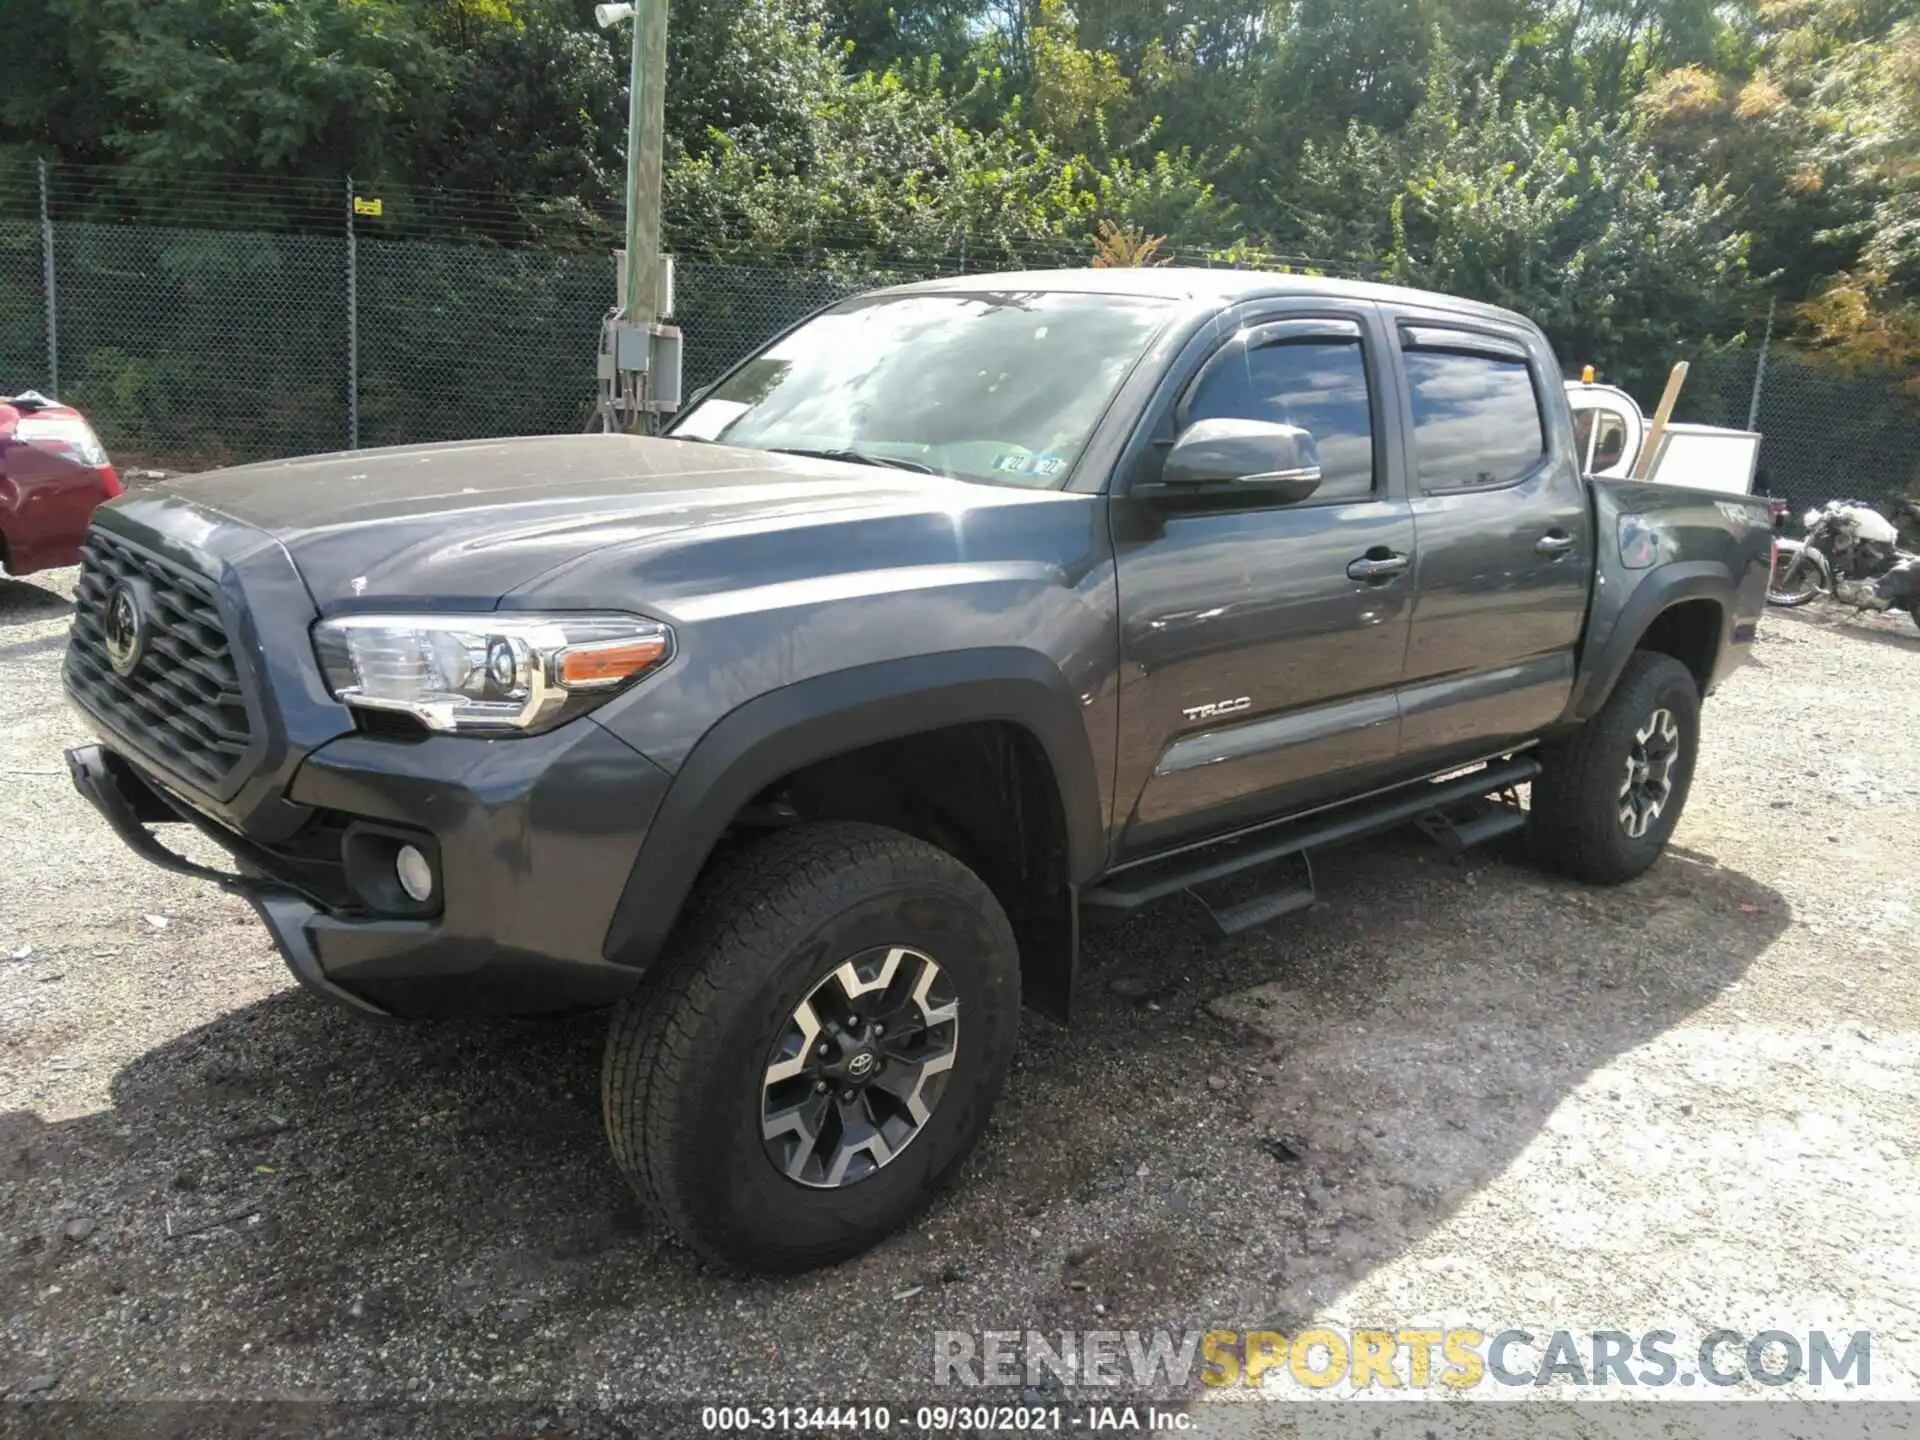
[1565,368,1762,495]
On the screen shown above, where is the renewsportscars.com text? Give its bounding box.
[932,1327,1872,1392]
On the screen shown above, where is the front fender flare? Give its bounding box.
[1566,560,1730,722]
[600,648,1105,969]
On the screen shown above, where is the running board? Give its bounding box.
[1190,851,1317,937]
[1085,756,1541,915]
[1416,801,1529,853]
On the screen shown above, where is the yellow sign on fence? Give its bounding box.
[352,196,383,217]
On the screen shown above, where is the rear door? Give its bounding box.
[1109,299,1416,858]
[1389,315,1592,762]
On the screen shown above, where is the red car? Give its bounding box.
[1,393,122,577]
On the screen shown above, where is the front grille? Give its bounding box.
[67,529,254,789]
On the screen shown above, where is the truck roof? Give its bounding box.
[880,267,1535,331]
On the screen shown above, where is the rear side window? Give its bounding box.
[1404,349,1546,491]
[1185,338,1375,503]
[1572,407,1627,472]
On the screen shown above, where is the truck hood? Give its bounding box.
[133,434,1070,610]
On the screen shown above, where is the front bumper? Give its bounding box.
[67,719,672,1019]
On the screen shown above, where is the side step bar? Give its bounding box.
[1417,801,1530,852]
[1191,850,1318,937]
[1084,756,1541,916]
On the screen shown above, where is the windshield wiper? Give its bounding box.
[764,445,936,475]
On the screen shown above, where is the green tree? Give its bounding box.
[63,0,445,178]
[416,8,625,205]
[1290,44,1753,389]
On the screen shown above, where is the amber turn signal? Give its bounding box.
[558,635,672,689]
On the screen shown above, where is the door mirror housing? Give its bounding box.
[1141,418,1323,503]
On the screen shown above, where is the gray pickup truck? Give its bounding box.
[63,269,1770,1272]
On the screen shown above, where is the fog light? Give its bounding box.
[395,844,434,903]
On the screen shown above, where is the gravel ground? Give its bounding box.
[3,565,1917,1424]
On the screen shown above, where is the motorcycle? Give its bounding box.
[1768,498,1920,628]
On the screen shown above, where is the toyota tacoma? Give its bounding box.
[62,270,1771,1271]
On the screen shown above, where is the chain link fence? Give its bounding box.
[0,219,47,394]
[1681,348,1920,514]
[355,239,606,450]
[3,161,1916,511]
[46,223,350,471]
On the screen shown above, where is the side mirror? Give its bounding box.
[1142,418,1323,503]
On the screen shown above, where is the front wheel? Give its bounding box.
[602,822,1020,1272]
[1530,651,1702,885]
[1768,540,1829,607]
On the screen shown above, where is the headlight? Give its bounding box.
[312,613,673,734]
[1803,508,1821,529]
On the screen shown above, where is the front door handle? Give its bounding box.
[1347,551,1411,582]
[1536,531,1575,557]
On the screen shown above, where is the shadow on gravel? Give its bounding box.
[0,632,70,664]
[996,832,1794,1330]
[0,579,71,632]
[0,834,1789,1397]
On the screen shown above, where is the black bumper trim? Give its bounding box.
[67,744,394,1017]
[72,729,663,1020]
[245,891,394,1018]
[65,748,332,906]
[66,744,291,900]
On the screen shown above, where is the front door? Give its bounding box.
[1388,314,1593,761]
[1110,301,1416,859]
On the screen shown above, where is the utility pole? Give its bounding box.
[1747,294,1776,435]
[345,175,360,451]
[595,0,681,432]
[38,159,58,396]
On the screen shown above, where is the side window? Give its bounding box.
[1184,338,1375,503]
[1571,409,1627,472]
[1404,348,1547,491]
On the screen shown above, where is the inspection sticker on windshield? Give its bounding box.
[993,451,1066,476]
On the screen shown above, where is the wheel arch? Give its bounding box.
[600,649,1104,1020]
[1567,561,1732,722]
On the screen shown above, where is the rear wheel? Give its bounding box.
[1767,541,1828,607]
[601,822,1020,1272]
[1530,651,1701,885]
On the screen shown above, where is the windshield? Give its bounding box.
[668,290,1173,487]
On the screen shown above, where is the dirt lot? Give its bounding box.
[3,565,1917,1421]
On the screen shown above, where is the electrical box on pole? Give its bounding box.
[594,0,681,428]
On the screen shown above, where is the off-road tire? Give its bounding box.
[1530,651,1701,885]
[602,821,1020,1273]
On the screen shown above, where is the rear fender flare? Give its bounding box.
[1567,560,1730,721]
[601,649,1104,968]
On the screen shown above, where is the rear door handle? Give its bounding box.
[1347,552,1410,582]
[1536,531,1575,556]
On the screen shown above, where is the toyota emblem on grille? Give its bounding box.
[102,581,150,678]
